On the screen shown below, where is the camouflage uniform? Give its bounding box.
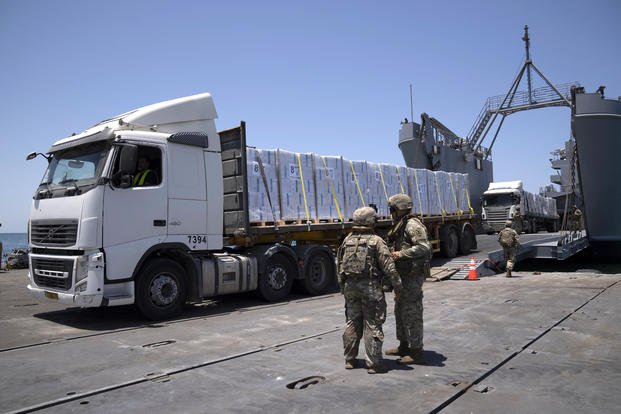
[498,222,519,277]
[385,213,432,359]
[572,208,583,232]
[337,209,402,372]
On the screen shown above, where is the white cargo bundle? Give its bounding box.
[426,169,443,216]
[343,160,368,218]
[407,168,430,215]
[246,148,281,222]
[454,173,472,214]
[364,163,386,216]
[246,148,474,223]
[314,155,346,220]
[277,150,317,221]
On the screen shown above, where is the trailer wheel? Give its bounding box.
[458,224,475,255]
[136,258,187,321]
[440,225,459,258]
[302,251,334,295]
[259,254,294,302]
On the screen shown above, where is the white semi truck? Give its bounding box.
[481,180,559,234]
[26,93,478,320]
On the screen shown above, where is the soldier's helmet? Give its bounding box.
[505,220,513,227]
[353,206,377,227]
[388,194,413,212]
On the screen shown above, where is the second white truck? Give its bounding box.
[481,180,559,234]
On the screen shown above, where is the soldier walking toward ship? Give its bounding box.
[337,207,402,374]
[384,194,432,365]
[498,220,519,277]
[572,205,583,232]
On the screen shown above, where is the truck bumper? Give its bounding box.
[27,251,106,308]
[27,283,103,307]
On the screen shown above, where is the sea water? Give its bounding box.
[0,233,28,265]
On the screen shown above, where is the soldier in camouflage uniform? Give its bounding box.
[498,220,519,277]
[337,207,403,374]
[384,194,432,365]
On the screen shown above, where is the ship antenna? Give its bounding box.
[409,83,414,123]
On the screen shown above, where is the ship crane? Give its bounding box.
[467,25,580,157]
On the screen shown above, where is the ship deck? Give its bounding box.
[0,237,619,413]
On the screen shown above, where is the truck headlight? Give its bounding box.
[76,257,89,282]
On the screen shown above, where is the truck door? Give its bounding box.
[103,144,167,280]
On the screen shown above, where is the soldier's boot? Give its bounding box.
[385,342,408,356]
[344,359,356,370]
[367,364,388,374]
[506,269,512,278]
[398,348,424,365]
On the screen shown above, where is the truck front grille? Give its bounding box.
[31,220,78,247]
[485,208,510,221]
[32,257,73,290]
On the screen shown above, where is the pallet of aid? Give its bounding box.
[246,148,471,225]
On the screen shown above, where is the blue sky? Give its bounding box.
[0,0,619,232]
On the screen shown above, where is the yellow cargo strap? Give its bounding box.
[396,166,405,194]
[297,153,311,223]
[434,173,446,220]
[448,174,462,216]
[349,160,366,205]
[413,169,423,217]
[321,156,343,222]
[378,166,389,202]
[466,188,475,216]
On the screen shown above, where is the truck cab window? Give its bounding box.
[111,145,162,187]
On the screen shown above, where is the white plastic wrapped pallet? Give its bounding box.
[455,173,472,214]
[364,163,386,216]
[246,148,281,222]
[426,170,443,216]
[377,164,410,216]
[342,160,368,219]
[407,168,430,216]
[314,155,346,220]
[439,172,458,215]
[277,150,317,221]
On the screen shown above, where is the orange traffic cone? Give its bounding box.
[467,256,478,281]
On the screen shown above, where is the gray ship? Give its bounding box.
[571,87,621,257]
[399,26,575,222]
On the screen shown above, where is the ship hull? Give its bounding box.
[573,92,621,257]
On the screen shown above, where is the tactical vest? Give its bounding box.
[340,234,374,279]
[498,229,517,248]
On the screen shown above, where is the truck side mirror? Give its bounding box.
[119,144,138,173]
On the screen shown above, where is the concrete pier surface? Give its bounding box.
[1,265,619,413]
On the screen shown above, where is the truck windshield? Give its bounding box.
[484,194,514,207]
[38,141,111,197]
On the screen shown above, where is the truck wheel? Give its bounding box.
[259,254,294,302]
[136,258,187,321]
[458,225,475,255]
[302,251,334,295]
[440,226,459,258]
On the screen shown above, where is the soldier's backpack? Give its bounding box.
[340,234,372,278]
[498,229,516,248]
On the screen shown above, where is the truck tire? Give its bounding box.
[258,254,294,302]
[136,258,187,321]
[458,224,475,255]
[440,225,459,258]
[302,251,334,296]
